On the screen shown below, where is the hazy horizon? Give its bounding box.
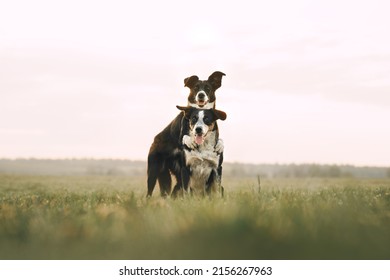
[0,157,388,169]
[1,0,390,167]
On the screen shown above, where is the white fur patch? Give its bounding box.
[193,111,208,136]
[215,138,224,154]
[182,135,197,149]
[184,130,219,194]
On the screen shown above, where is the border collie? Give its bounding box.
[147,71,225,197]
[176,106,227,196]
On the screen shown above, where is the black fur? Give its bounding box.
[147,113,183,197]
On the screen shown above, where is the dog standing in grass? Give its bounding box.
[147,72,226,197]
[175,106,227,196]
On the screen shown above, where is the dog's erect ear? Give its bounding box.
[208,71,226,89]
[184,75,199,88]
[176,105,190,112]
[212,109,227,121]
[176,105,192,118]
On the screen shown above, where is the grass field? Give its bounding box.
[0,174,390,259]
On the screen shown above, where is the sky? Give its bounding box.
[1,0,390,166]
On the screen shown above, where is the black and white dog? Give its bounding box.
[147,71,225,197]
[176,106,227,195]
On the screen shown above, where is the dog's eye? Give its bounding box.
[191,116,197,122]
[204,116,209,122]
[204,85,210,91]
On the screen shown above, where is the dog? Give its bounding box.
[147,71,225,197]
[181,71,225,153]
[176,106,227,196]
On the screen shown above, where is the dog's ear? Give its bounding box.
[176,105,192,118]
[208,71,226,89]
[212,109,227,121]
[184,75,199,88]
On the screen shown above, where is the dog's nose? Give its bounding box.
[198,92,205,99]
[195,127,203,134]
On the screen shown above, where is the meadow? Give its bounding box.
[1,173,390,260]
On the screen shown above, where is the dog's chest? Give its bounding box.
[184,131,219,179]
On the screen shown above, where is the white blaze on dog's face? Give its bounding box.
[191,110,210,145]
[177,107,227,146]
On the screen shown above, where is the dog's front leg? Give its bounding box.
[181,166,190,192]
[180,113,198,150]
[183,135,198,150]
[205,169,218,195]
[214,138,224,154]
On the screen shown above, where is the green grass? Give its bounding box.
[0,175,390,259]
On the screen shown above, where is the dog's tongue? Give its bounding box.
[195,135,204,145]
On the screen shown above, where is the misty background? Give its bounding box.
[1,159,389,179]
[1,0,390,166]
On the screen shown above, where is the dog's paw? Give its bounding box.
[215,138,224,154]
[183,135,197,149]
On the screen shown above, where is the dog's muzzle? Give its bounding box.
[196,91,208,107]
[195,127,205,145]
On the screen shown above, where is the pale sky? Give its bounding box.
[1,0,390,166]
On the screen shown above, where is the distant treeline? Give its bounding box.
[224,162,390,179]
[0,159,389,179]
[0,159,146,176]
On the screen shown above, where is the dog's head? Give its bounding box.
[184,71,226,109]
[177,105,227,145]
